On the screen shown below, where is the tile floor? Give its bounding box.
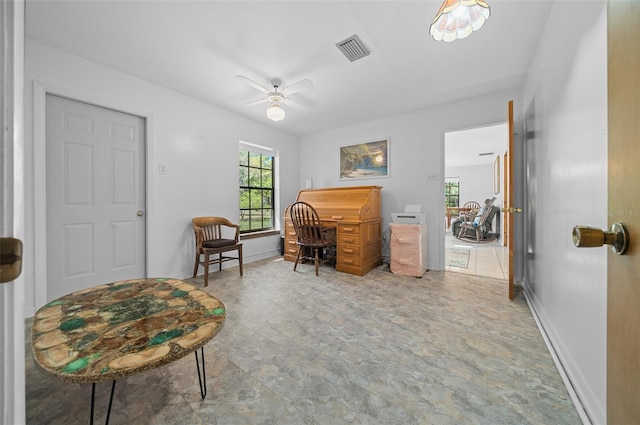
[25,257,581,425]
[445,232,508,280]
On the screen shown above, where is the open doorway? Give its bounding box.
[444,123,508,279]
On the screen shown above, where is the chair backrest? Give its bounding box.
[192,217,239,244]
[472,205,498,229]
[288,202,325,243]
[463,201,481,210]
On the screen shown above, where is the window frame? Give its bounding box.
[444,177,460,208]
[239,143,276,235]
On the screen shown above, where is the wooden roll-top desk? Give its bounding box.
[284,185,382,276]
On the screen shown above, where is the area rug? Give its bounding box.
[446,247,471,268]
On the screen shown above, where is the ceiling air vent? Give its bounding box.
[336,34,370,62]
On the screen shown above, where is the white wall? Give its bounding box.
[299,91,520,271]
[445,164,494,209]
[522,2,607,423]
[23,40,301,315]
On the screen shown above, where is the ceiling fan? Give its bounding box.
[236,75,313,121]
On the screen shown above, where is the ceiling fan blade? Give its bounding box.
[283,97,303,109]
[236,75,270,94]
[245,97,269,106]
[282,79,313,95]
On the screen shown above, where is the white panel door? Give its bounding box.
[46,94,146,301]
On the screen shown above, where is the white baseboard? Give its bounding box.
[522,285,595,425]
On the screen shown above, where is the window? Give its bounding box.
[445,178,459,208]
[239,143,275,234]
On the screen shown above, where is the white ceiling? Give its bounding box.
[25,0,552,160]
[445,123,508,169]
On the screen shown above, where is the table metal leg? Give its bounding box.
[194,346,207,399]
[90,380,116,425]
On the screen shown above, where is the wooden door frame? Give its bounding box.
[507,100,516,299]
[31,82,154,312]
[502,152,508,246]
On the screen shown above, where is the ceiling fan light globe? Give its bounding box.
[266,105,285,121]
[429,0,490,42]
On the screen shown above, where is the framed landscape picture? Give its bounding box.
[339,139,389,180]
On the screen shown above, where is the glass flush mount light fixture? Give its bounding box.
[430,0,491,42]
[266,104,285,121]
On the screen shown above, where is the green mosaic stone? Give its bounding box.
[100,295,168,325]
[107,283,133,291]
[63,357,88,373]
[171,290,188,298]
[213,307,225,315]
[75,332,99,351]
[149,328,184,346]
[60,318,86,332]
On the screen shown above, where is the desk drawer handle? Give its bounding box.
[342,227,355,232]
[343,248,354,254]
[332,216,343,220]
[343,238,355,243]
[343,259,354,264]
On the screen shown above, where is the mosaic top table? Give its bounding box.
[31,277,226,424]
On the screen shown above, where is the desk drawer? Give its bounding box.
[338,234,360,246]
[285,246,299,256]
[338,224,360,235]
[337,254,361,267]
[285,230,297,240]
[338,245,360,257]
[284,224,296,238]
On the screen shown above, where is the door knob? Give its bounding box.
[137,211,145,217]
[501,207,522,213]
[1,237,23,283]
[572,222,629,255]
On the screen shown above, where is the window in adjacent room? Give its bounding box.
[239,142,276,234]
[445,177,460,207]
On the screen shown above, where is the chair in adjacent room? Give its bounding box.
[192,216,243,286]
[287,201,334,276]
[451,200,482,236]
[456,204,499,243]
[460,201,481,221]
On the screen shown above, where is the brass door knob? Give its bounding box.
[501,207,522,213]
[572,222,629,255]
[1,237,23,283]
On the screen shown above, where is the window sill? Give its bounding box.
[240,230,280,240]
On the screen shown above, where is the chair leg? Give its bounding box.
[238,246,243,276]
[193,253,200,278]
[294,247,301,271]
[203,252,210,287]
[314,248,319,276]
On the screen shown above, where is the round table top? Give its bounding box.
[31,278,226,384]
